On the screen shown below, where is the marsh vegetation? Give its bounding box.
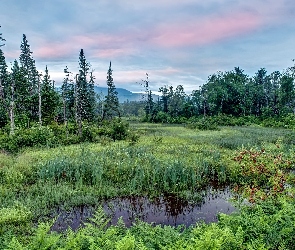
[1,123,295,249]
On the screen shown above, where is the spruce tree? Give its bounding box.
[19,34,39,123]
[41,66,59,124]
[75,49,96,124]
[102,61,120,120]
[0,28,8,127]
[0,49,8,96]
[87,71,96,122]
[0,25,5,47]
[76,49,90,122]
[141,73,154,120]
[11,60,31,126]
[61,66,75,124]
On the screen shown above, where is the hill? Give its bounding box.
[94,86,159,103]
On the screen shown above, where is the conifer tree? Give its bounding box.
[11,60,31,126]
[87,71,96,122]
[9,77,15,134]
[19,34,39,122]
[0,49,8,95]
[141,73,154,120]
[0,28,8,127]
[41,66,59,124]
[102,61,120,120]
[76,49,90,122]
[61,66,75,124]
[0,25,5,47]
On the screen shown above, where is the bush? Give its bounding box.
[0,204,31,230]
[0,119,134,152]
[0,126,56,152]
[186,118,219,131]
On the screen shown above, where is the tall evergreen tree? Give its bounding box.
[0,25,5,47]
[11,60,31,126]
[87,71,96,122]
[0,28,8,127]
[61,66,75,124]
[41,66,59,124]
[102,61,120,120]
[141,73,154,119]
[19,34,39,122]
[76,49,95,122]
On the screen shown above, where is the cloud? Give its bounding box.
[1,0,294,93]
[32,9,265,61]
[149,11,263,48]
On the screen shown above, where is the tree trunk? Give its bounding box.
[38,75,42,126]
[10,80,15,135]
[75,74,82,136]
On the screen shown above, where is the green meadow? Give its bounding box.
[1,123,295,249]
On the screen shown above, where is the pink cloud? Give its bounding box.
[34,42,75,59]
[91,48,137,59]
[34,33,133,60]
[149,11,264,47]
[32,9,268,61]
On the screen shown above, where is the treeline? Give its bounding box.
[1,27,295,132]
[0,31,121,135]
[122,66,295,123]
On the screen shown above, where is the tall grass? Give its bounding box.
[38,145,228,197]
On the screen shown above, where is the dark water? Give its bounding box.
[51,187,235,232]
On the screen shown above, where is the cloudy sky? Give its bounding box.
[0,0,294,93]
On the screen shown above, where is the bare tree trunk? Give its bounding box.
[62,93,69,138]
[10,80,15,135]
[38,75,42,126]
[75,74,82,136]
[63,95,67,126]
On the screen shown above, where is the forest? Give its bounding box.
[1,28,295,249]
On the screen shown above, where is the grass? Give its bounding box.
[1,123,295,249]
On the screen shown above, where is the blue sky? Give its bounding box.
[0,0,294,93]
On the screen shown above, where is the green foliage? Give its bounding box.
[107,118,129,140]
[38,148,102,185]
[218,199,295,249]
[41,66,59,125]
[186,117,219,131]
[76,49,96,123]
[0,126,56,152]
[0,204,31,231]
[103,61,120,120]
[0,120,133,152]
[37,143,227,194]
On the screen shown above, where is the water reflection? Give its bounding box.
[51,186,235,232]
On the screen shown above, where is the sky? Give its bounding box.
[0,0,294,93]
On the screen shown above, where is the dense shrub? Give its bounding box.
[186,118,219,131]
[0,119,134,152]
[0,126,56,152]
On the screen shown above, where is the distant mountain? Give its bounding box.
[94,86,160,103]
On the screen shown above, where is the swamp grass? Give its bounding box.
[1,123,295,248]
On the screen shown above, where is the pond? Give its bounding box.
[51,186,235,232]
